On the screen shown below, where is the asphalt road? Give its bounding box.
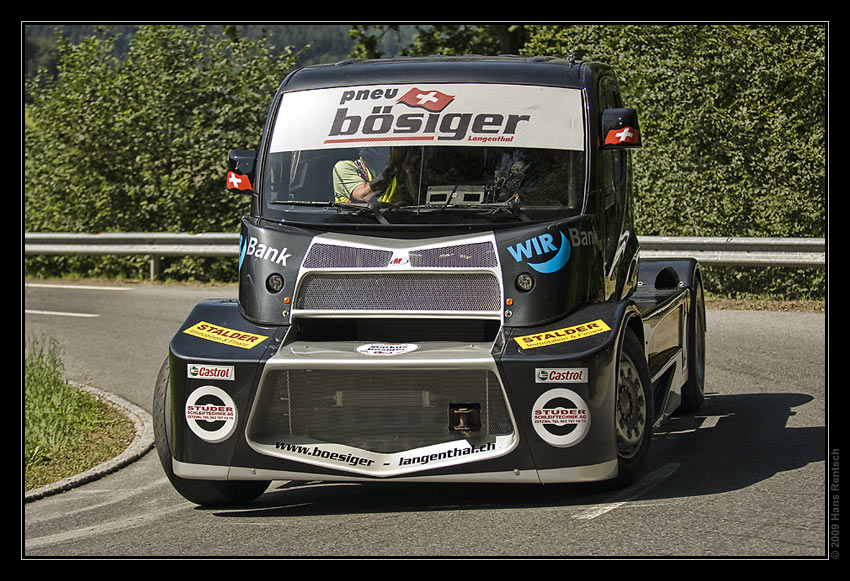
[22,280,830,558]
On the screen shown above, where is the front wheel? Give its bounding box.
[153,358,270,507]
[610,330,654,487]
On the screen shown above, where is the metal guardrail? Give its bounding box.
[24,232,825,278]
[24,232,240,257]
[638,236,826,268]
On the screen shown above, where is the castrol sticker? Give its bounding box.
[535,368,588,383]
[356,343,420,356]
[187,363,235,381]
[531,388,590,448]
[185,386,238,443]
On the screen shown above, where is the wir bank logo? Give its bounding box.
[507,232,571,274]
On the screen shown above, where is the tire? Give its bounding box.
[153,358,270,507]
[611,330,654,487]
[678,279,706,414]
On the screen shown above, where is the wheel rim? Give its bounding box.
[616,352,647,459]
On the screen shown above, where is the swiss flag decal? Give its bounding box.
[604,126,640,146]
[398,88,455,112]
[227,171,253,191]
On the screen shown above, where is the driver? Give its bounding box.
[333,147,415,204]
[333,148,413,204]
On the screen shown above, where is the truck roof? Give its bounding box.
[278,55,609,93]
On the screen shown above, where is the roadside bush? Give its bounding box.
[25,25,299,281]
[523,24,825,300]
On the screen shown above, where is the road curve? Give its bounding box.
[23,281,829,558]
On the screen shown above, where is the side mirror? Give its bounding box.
[227,149,257,193]
[601,108,641,149]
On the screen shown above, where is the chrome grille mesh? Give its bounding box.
[302,240,498,269]
[409,241,498,268]
[251,368,512,454]
[294,273,501,312]
[303,243,393,268]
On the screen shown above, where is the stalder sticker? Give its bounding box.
[514,319,611,350]
[532,388,590,447]
[185,386,238,443]
[183,321,268,350]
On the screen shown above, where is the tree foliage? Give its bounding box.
[25,24,826,297]
[522,24,825,300]
[522,24,825,240]
[25,25,299,279]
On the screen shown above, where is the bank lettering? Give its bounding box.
[241,236,292,267]
[506,228,598,274]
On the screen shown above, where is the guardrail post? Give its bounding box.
[149,256,160,281]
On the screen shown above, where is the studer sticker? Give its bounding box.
[532,388,590,447]
[515,319,611,350]
[183,321,268,350]
[185,386,238,443]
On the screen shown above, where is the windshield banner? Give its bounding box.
[270,84,585,152]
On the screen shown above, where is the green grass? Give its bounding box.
[24,337,136,491]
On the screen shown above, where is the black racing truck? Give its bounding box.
[154,55,706,506]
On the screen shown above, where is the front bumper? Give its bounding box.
[168,300,628,485]
[244,339,517,478]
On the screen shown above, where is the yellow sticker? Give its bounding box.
[514,319,611,350]
[183,321,269,350]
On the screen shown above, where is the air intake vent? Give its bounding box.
[303,243,393,268]
[294,273,501,312]
[250,368,512,454]
[409,241,498,268]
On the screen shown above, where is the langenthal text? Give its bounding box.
[399,442,496,466]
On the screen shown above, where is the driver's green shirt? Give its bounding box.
[332,159,369,203]
[333,159,399,203]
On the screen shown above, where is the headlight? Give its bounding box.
[515,273,535,292]
[266,273,285,293]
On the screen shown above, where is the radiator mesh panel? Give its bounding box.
[409,242,498,268]
[251,368,512,453]
[303,243,393,268]
[294,273,501,312]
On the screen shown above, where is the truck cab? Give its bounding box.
[155,56,705,506]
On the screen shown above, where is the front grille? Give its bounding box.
[249,368,512,454]
[303,243,393,268]
[409,241,498,268]
[294,273,501,312]
[302,240,498,269]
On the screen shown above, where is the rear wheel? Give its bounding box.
[611,330,654,487]
[679,278,706,413]
[153,358,270,507]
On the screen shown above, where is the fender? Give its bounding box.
[168,299,288,467]
[498,300,640,475]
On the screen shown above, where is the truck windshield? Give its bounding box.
[260,83,586,226]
